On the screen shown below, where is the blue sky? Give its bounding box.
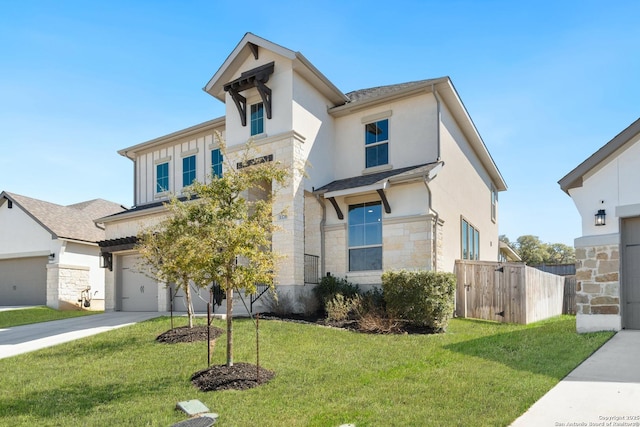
[1,1,639,246]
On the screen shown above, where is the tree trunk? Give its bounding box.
[184,277,194,328]
[226,286,233,367]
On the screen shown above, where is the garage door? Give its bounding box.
[0,256,47,305]
[623,217,640,330]
[120,254,159,311]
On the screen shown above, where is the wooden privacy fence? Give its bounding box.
[455,261,565,324]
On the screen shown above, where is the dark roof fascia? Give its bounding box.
[314,164,433,194]
[559,117,640,194]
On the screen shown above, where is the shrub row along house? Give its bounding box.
[2,33,509,314]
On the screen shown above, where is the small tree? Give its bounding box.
[136,198,204,328]
[143,136,289,367]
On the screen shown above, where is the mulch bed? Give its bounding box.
[156,325,224,343]
[191,362,275,392]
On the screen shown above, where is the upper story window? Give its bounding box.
[250,102,264,136]
[491,185,498,222]
[348,201,383,271]
[156,162,169,193]
[461,218,480,260]
[365,119,389,168]
[211,148,223,178]
[182,155,196,187]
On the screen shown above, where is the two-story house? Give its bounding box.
[96,33,507,313]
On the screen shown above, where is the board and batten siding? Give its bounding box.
[134,132,221,205]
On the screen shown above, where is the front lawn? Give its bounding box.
[0,315,613,426]
[0,306,98,329]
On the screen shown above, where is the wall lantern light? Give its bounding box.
[595,209,606,226]
[48,253,56,261]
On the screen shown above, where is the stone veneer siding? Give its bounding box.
[575,244,620,316]
[46,264,94,310]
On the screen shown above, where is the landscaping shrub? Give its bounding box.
[382,270,456,332]
[326,293,361,323]
[313,275,360,314]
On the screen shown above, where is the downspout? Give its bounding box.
[432,84,442,162]
[423,177,440,272]
[314,194,327,278]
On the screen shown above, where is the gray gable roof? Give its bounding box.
[314,163,438,194]
[1,191,126,243]
[344,78,446,104]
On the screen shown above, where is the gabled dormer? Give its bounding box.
[204,33,348,148]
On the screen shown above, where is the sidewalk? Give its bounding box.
[0,311,165,359]
[511,330,640,426]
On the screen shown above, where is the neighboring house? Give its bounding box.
[96,33,507,313]
[559,117,640,332]
[0,191,125,310]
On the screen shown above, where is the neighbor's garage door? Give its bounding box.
[0,256,47,306]
[120,254,158,311]
[622,217,640,330]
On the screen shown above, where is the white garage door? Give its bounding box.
[120,254,159,311]
[0,256,47,305]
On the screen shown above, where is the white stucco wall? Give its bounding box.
[332,93,439,180]
[569,135,640,236]
[0,201,56,257]
[432,101,500,270]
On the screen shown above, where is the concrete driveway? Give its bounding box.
[511,330,640,426]
[0,311,165,360]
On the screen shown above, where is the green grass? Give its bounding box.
[0,315,613,426]
[0,306,99,328]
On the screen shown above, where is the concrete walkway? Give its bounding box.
[0,311,165,360]
[511,330,640,426]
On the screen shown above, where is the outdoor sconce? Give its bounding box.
[595,209,606,226]
[48,253,55,261]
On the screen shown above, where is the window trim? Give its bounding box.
[348,201,383,272]
[491,184,498,223]
[211,148,223,178]
[364,118,389,169]
[250,102,264,136]
[461,217,480,261]
[182,155,196,187]
[156,162,170,194]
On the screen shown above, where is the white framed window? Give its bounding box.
[491,185,498,222]
[461,218,480,260]
[156,162,169,193]
[348,201,383,271]
[250,102,264,136]
[365,119,389,168]
[182,155,196,187]
[211,148,223,178]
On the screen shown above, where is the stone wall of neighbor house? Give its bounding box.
[575,243,620,331]
[46,264,101,310]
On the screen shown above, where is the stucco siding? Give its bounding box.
[434,101,499,270]
[0,201,54,255]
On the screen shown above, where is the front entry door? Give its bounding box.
[622,217,640,329]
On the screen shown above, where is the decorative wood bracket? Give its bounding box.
[327,197,344,220]
[248,42,259,59]
[228,88,247,126]
[377,189,391,214]
[223,62,275,126]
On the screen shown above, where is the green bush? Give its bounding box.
[382,270,456,332]
[313,275,360,314]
